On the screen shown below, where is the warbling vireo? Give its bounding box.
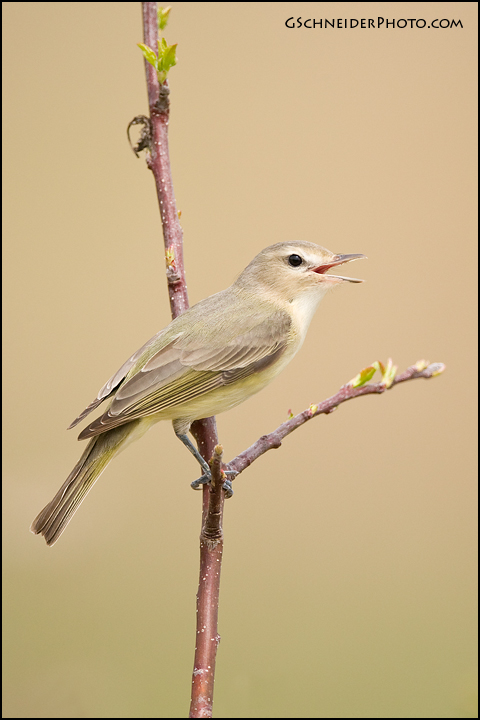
[31,241,365,545]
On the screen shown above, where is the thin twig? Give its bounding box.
[139,5,223,717]
[228,363,446,477]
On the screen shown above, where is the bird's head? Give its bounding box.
[235,241,366,304]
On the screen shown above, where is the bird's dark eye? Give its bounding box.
[288,254,303,267]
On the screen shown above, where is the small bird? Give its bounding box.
[31,242,365,545]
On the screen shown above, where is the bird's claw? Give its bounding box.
[191,472,211,490]
[222,478,234,498]
[221,468,237,497]
[190,468,237,498]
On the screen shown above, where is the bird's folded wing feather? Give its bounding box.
[67,329,167,429]
[77,311,291,439]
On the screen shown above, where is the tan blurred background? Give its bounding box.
[3,2,477,717]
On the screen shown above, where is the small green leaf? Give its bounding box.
[155,43,177,83]
[138,43,158,69]
[158,6,172,31]
[161,43,177,73]
[350,365,376,388]
[159,37,168,54]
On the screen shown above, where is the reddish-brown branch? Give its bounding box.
[142,3,188,317]
[188,419,223,718]
[189,445,225,719]
[140,4,222,717]
[228,363,446,477]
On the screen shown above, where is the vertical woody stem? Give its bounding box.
[188,442,225,718]
[142,1,188,317]
[141,4,223,716]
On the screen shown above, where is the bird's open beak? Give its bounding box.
[312,253,366,283]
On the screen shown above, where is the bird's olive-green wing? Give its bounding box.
[68,329,168,429]
[77,311,291,439]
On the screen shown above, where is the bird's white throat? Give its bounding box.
[288,287,328,340]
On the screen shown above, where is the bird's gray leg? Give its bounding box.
[175,432,211,476]
[174,430,235,498]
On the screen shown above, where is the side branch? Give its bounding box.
[228,362,446,477]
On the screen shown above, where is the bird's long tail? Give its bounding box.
[31,420,144,546]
